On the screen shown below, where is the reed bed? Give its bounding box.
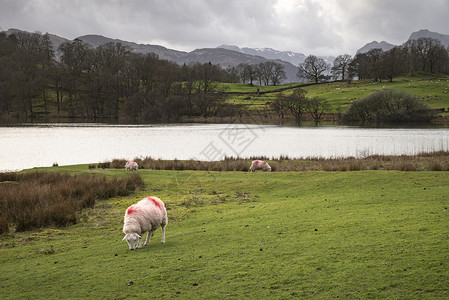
[106,151,449,172]
[0,172,144,234]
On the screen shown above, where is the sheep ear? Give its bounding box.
[137,234,142,239]
[122,234,128,241]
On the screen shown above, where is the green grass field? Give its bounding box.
[1,166,448,298]
[226,73,449,114]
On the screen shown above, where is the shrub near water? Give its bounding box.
[345,88,435,122]
[0,172,144,233]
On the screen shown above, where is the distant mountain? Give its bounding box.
[7,27,449,83]
[76,35,300,83]
[77,35,188,62]
[3,29,300,82]
[6,28,70,56]
[356,41,396,54]
[408,29,449,47]
[218,44,307,66]
[217,44,337,70]
[184,47,300,82]
[357,29,449,54]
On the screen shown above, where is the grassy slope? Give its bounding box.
[225,73,449,113]
[1,166,448,298]
[18,74,449,117]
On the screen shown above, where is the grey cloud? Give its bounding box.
[1,0,449,56]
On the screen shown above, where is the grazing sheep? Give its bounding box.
[125,161,138,173]
[123,196,168,250]
[250,160,272,172]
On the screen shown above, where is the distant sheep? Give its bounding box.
[250,160,272,172]
[123,196,168,250]
[125,161,138,173]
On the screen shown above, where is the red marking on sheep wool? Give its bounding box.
[146,196,162,210]
[127,206,138,215]
[262,161,267,165]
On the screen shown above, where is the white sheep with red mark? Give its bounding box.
[250,160,272,172]
[125,161,138,173]
[122,196,168,250]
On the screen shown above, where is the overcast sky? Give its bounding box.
[1,0,448,56]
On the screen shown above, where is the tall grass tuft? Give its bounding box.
[0,172,144,233]
[105,151,449,173]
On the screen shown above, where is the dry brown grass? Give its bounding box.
[0,172,144,233]
[106,151,449,172]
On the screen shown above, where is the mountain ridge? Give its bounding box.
[4,28,449,83]
[217,44,308,66]
[356,29,449,54]
[356,40,396,54]
[408,29,449,47]
[75,35,300,83]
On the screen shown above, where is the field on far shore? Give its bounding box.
[1,164,448,298]
[224,73,449,114]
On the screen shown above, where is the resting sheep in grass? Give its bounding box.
[125,161,138,173]
[250,160,272,172]
[123,196,168,250]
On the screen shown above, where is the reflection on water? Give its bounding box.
[1,123,448,171]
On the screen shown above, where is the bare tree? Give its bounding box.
[306,97,330,123]
[350,49,384,82]
[10,31,54,118]
[283,88,308,124]
[258,61,273,85]
[381,47,406,82]
[237,63,258,85]
[59,39,93,117]
[297,55,330,83]
[271,62,287,86]
[331,54,352,81]
[403,37,449,73]
[270,93,287,121]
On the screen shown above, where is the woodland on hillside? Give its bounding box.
[1,30,448,123]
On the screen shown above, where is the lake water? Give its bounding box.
[1,123,448,171]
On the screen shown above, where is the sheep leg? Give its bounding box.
[161,225,166,243]
[144,231,153,246]
[137,236,143,248]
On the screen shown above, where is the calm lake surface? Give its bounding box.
[1,123,448,171]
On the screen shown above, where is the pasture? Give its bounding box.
[1,165,448,298]
[225,73,449,114]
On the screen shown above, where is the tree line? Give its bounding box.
[0,31,291,122]
[234,61,286,85]
[0,31,248,122]
[1,30,448,123]
[299,37,449,83]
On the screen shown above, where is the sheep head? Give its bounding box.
[123,233,142,250]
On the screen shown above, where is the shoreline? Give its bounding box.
[1,110,449,127]
[3,151,446,173]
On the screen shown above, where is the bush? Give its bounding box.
[97,162,111,169]
[0,172,144,233]
[345,88,435,122]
